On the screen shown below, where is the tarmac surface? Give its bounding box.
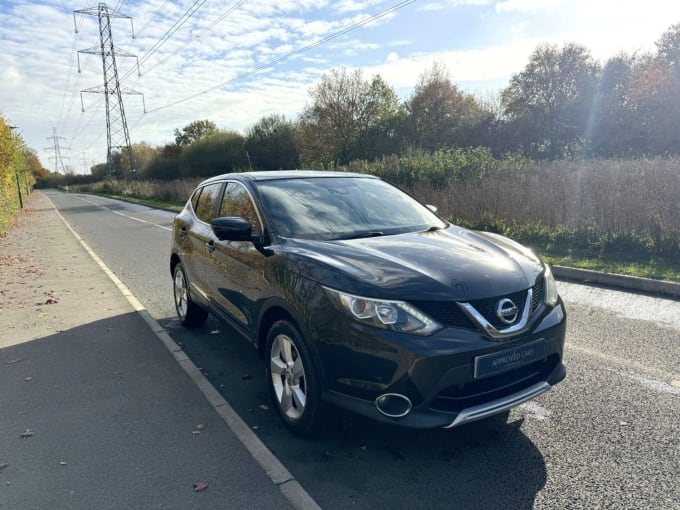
[0,192,317,509]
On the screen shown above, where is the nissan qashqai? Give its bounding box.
[170,171,566,436]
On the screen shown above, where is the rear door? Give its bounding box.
[179,182,224,303]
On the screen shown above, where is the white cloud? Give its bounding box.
[495,0,565,12]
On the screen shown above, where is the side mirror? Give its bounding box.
[211,217,252,242]
[426,204,438,213]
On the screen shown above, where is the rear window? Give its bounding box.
[194,182,224,223]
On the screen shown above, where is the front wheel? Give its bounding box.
[173,262,208,328]
[265,320,323,437]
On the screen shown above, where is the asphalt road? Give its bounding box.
[45,190,680,510]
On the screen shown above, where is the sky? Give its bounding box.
[1,0,679,174]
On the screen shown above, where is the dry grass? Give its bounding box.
[410,158,680,258]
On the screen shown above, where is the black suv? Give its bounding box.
[170,171,566,435]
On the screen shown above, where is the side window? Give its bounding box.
[194,183,224,223]
[190,187,201,211]
[220,182,262,236]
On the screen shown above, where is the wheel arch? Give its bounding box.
[170,253,181,278]
[257,299,327,390]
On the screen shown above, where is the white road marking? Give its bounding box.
[77,196,172,231]
[568,344,680,397]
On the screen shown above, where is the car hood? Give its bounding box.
[276,226,544,301]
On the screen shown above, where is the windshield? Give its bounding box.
[257,176,447,240]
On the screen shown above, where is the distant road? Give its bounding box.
[47,190,680,510]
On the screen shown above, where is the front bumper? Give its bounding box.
[314,301,567,429]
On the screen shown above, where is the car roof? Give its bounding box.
[198,170,377,186]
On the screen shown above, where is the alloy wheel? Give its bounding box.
[269,333,307,421]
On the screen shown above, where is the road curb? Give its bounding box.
[553,265,680,299]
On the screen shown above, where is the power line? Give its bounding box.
[196,0,248,38]
[119,0,210,84]
[146,0,416,114]
[125,0,249,81]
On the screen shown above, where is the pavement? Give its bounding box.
[0,191,319,510]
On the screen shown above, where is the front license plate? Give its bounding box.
[474,340,546,379]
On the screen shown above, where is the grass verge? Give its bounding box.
[536,252,680,283]
[94,193,185,212]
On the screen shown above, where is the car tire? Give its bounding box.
[265,320,323,437]
[173,262,208,328]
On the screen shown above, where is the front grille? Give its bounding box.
[429,354,560,413]
[411,278,545,332]
[531,278,545,312]
[467,289,528,330]
[410,300,476,330]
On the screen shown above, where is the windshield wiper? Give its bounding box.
[336,231,385,240]
[423,225,443,232]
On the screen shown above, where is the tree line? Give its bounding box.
[71,22,680,180]
[0,115,44,234]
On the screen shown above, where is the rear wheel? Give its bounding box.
[265,320,322,436]
[173,262,208,328]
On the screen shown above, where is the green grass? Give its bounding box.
[537,251,680,283]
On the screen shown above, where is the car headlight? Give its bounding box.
[324,287,441,336]
[544,265,559,307]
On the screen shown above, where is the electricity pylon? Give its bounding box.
[45,127,70,174]
[74,2,145,179]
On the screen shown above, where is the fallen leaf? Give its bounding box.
[0,463,7,470]
[193,481,208,492]
[20,429,34,438]
[5,358,23,364]
[59,462,68,466]
[258,404,269,410]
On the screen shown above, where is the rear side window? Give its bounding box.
[194,182,224,223]
[220,182,262,237]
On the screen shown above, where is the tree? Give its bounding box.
[179,130,246,177]
[406,63,493,151]
[118,142,157,177]
[174,120,218,147]
[501,43,599,159]
[586,54,638,157]
[625,24,680,155]
[91,162,108,179]
[144,143,181,180]
[655,22,680,67]
[361,75,406,158]
[0,116,35,218]
[244,115,299,170]
[24,148,49,183]
[297,68,402,166]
